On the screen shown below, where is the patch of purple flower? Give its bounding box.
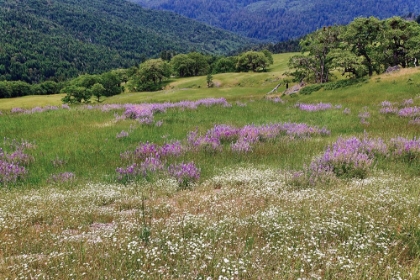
[134,142,160,159]
[187,129,221,151]
[168,162,200,188]
[0,160,27,185]
[11,107,25,114]
[231,140,252,153]
[398,106,420,118]
[0,139,35,185]
[380,107,398,114]
[389,137,420,161]
[160,141,184,157]
[121,98,230,122]
[206,124,239,143]
[295,102,336,112]
[116,163,141,181]
[402,99,414,106]
[6,150,34,165]
[381,101,393,107]
[48,172,75,184]
[309,137,375,181]
[140,157,164,176]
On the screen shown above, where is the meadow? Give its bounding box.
[1,54,420,279]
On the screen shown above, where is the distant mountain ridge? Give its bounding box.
[130,0,420,41]
[0,0,252,83]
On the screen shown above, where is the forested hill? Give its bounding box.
[0,0,252,83]
[130,0,420,41]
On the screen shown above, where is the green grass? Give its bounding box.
[1,53,420,279]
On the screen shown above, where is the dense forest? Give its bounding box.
[131,0,420,41]
[0,0,253,83]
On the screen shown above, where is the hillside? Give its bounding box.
[0,0,253,83]
[130,0,420,41]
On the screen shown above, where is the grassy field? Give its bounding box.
[1,54,420,279]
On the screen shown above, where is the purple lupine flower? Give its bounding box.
[168,162,200,188]
[381,100,393,107]
[187,129,221,151]
[206,124,239,143]
[389,137,420,160]
[380,107,398,114]
[238,125,260,143]
[402,99,414,106]
[6,150,34,165]
[11,107,25,114]
[231,140,252,153]
[160,141,184,157]
[0,160,27,184]
[140,157,164,176]
[295,102,335,112]
[398,107,420,118]
[308,137,376,181]
[343,108,351,115]
[116,163,140,181]
[62,104,70,110]
[134,142,160,159]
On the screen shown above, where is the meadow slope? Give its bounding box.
[1,54,420,278]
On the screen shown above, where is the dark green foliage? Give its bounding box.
[236,51,271,72]
[0,80,62,98]
[61,72,123,103]
[130,0,420,41]
[300,84,324,95]
[0,0,251,84]
[289,17,420,84]
[206,74,213,88]
[128,59,171,91]
[61,86,92,104]
[171,53,210,77]
[323,78,367,91]
[213,57,237,73]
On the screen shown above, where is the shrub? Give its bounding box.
[300,84,324,95]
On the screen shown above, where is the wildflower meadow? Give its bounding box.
[1,55,420,279]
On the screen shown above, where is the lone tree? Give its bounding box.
[206,73,213,88]
[129,59,171,91]
[236,51,270,72]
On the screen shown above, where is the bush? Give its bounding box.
[300,84,324,95]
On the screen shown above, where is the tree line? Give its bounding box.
[58,50,273,103]
[125,50,273,92]
[288,17,420,84]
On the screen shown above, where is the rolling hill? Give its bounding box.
[130,0,420,41]
[0,0,253,83]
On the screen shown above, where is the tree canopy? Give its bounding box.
[288,17,420,84]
